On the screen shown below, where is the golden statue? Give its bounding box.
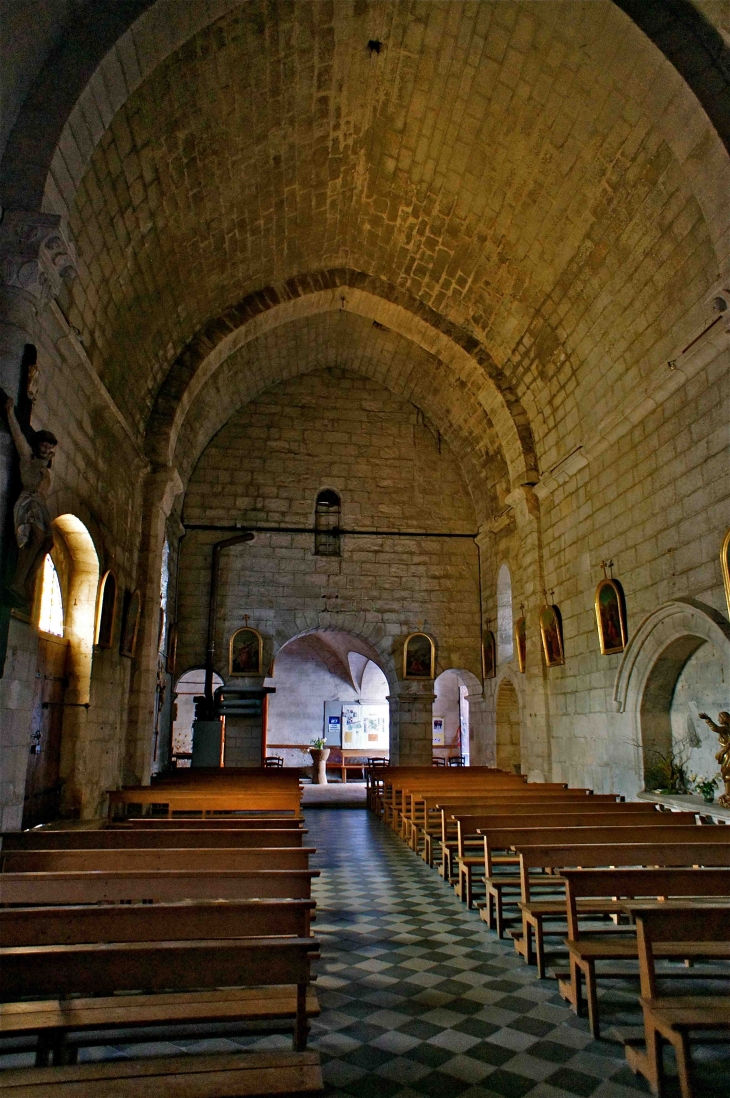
[698,711,730,808]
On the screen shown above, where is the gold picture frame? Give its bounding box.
[594,578,627,655]
[514,616,526,673]
[229,626,263,676]
[481,629,496,680]
[403,632,435,679]
[539,603,565,668]
[722,528,730,620]
[95,569,117,649]
[120,589,141,658]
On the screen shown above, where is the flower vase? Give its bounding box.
[310,748,330,785]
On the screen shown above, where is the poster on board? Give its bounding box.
[341,704,388,749]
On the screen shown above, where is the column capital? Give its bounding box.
[145,465,184,517]
[0,211,77,311]
[504,484,540,527]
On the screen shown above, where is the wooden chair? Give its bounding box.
[624,905,730,1098]
[264,756,284,768]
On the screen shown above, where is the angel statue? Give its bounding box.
[2,392,57,609]
[698,711,730,808]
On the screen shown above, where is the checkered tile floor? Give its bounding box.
[1,808,727,1096]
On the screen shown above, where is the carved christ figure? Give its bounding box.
[3,393,57,608]
[698,711,730,808]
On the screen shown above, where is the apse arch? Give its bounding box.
[614,598,730,787]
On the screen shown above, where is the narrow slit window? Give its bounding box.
[314,490,341,556]
[38,554,64,637]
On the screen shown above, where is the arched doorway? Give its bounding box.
[433,670,474,764]
[495,678,521,774]
[267,629,390,773]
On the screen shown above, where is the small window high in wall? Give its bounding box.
[38,554,64,636]
[314,490,341,556]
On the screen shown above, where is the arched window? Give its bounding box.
[95,570,117,648]
[497,563,514,664]
[38,554,64,637]
[314,490,341,556]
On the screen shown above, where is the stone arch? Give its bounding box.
[273,626,397,697]
[495,674,522,774]
[614,598,730,786]
[147,276,535,493]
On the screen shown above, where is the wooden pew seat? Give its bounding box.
[0,1050,323,1097]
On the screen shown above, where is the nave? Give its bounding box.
[5,808,723,1098]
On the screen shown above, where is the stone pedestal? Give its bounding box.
[310,748,330,784]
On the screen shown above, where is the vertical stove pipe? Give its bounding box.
[204,532,254,716]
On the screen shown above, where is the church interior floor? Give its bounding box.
[1,808,727,1096]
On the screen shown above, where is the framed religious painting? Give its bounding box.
[481,629,496,680]
[120,589,141,658]
[722,528,730,620]
[514,615,526,673]
[539,603,565,668]
[595,578,627,655]
[403,632,435,679]
[95,570,117,649]
[229,627,263,676]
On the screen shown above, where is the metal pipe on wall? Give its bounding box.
[204,532,254,714]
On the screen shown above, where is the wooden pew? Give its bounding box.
[557,868,730,1037]
[420,795,637,868]
[0,867,319,905]
[0,1052,323,1098]
[377,767,516,826]
[513,842,730,978]
[399,775,526,846]
[388,773,529,835]
[115,816,304,829]
[0,900,318,1063]
[624,905,730,1098]
[437,792,621,880]
[0,847,314,874]
[108,785,303,819]
[467,814,700,917]
[0,933,321,1093]
[1,828,308,850]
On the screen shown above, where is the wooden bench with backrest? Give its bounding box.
[0,899,319,1063]
[436,791,618,881]
[1,828,308,850]
[420,794,633,870]
[115,816,304,829]
[623,905,730,1098]
[556,867,730,1038]
[0,865,319,905]
[466,812,700,917]
[108,786,303,820]
[387,772,529,835]
[400,775,527,847]
[0,846,314,875]
[0,915,321,1096]
[512,841,730,979]
[377,767,507,826]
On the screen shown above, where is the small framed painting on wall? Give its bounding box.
[539,603,565,668]
[229,627,263,676]
[482,629,496,680]
[722,528,730,620]
[403,632,435,679]
[120,589,141,658]
[514,615,526,673]
[594,578,627,655]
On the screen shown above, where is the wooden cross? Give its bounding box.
[600,559,614,579]
[243,614,250,627]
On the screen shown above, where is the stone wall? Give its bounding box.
[177,367,484,763]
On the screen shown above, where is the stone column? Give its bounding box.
[464,685,492,766]
[124,466,183,785]
[388,681,435,766]
[504,485,552,782]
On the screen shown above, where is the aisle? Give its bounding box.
[307,809,649,1098]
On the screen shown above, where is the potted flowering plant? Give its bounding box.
[309,737,330,785]
[690,773,720,804]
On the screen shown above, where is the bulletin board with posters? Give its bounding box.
[341,704,388,750]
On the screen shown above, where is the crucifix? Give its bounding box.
[243,614,250,627]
